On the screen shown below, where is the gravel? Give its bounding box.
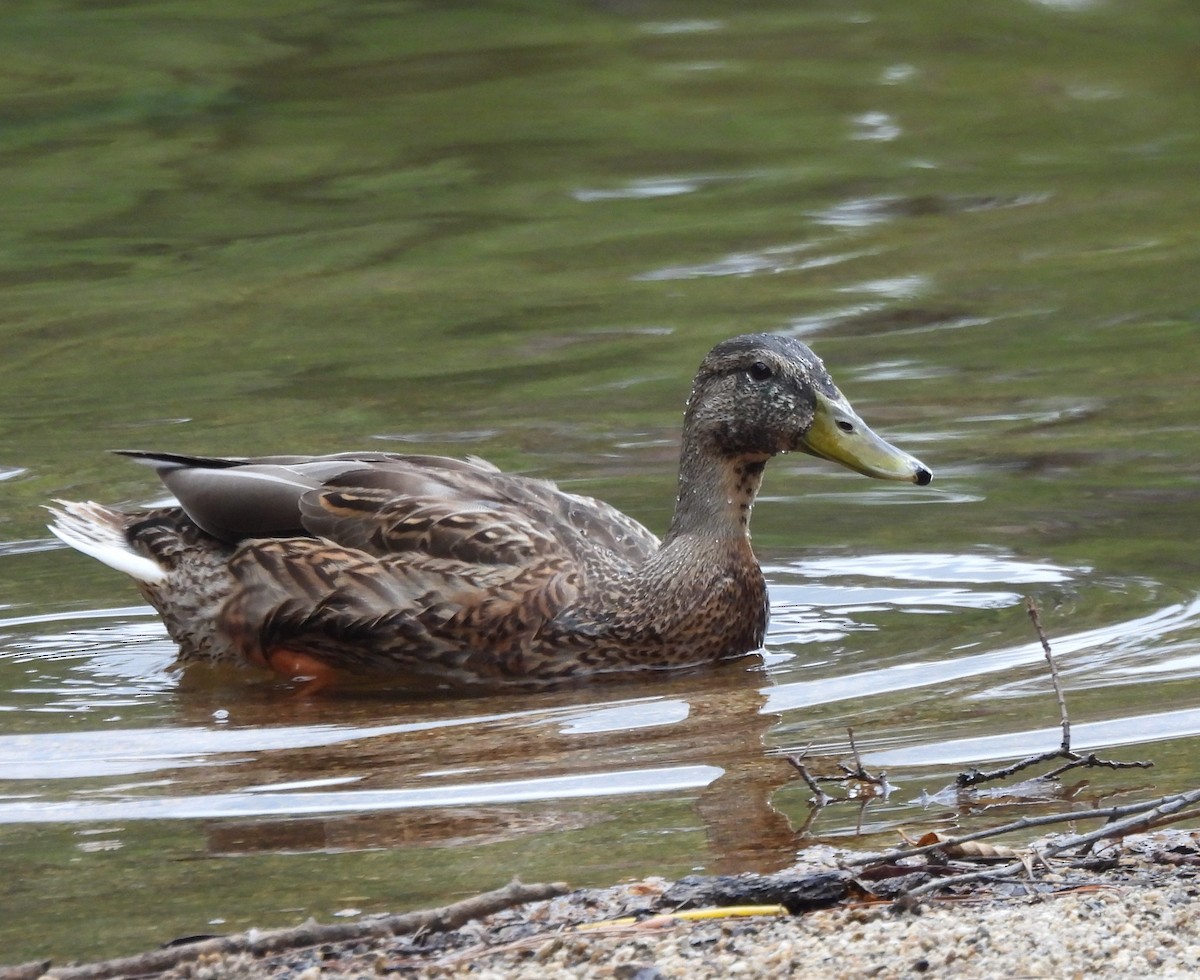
[163,881,1200,980]
[18,832,1200,980]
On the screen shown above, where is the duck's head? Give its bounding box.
[683,333,931,485]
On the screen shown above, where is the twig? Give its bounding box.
[1027,596,1070,753]
[840,727,869,779]
[955,751,1064,787]
[843,790,1200,868]
[1041,753,1154,779]
[897,786,1200,899]
[955,598,1152,787]
[787,754,835,806]
[837,727,891,790]
[31,880,568,980]
[787,728,892,804]
[957,750,1152,787]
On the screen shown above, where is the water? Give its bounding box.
[3,0,1200,963]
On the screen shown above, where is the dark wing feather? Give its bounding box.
[115,450,503,544]
[221,537,582,679]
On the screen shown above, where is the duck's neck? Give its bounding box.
[664,444,770,545]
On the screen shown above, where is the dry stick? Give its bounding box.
[787,726,891,804]
[899,785,1200,899]
[955,597,1152,788]
[837,726,887,787]
[1042,752,1153,779]
[787,754,836,805]
[1027,596,1071,753]
[842,790,1200,868]
[28,880,568,980]
[843,726,867,777]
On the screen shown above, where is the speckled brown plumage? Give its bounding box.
[48,334,931,688]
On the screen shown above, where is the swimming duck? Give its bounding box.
[48,334,930,691]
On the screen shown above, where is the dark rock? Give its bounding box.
[661,869,849,914]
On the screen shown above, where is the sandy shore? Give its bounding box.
[10,831,1200,980]
[405,886,1199,979]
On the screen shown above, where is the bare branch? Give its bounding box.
[897,787,1200,899]
[955,598,1152,788]
[955,750,1064,787]
[787,728,891,802]
[835,727,891,790]
[842,726,866,777]
[786,754,836,805]
[1026,596,1070,752]
[1041,753,1154,779]
[36,880,568,980]
[844,789,1200,867]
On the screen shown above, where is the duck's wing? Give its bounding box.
[115,450,507,544]
[221,532,583,680]
[299,461,661,568]
[220,468,639,681]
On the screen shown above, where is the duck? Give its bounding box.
[48,333,931,691]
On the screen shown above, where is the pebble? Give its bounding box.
[85,833,1200,980]
[149,882,1200,980]
[409,887,1200,979]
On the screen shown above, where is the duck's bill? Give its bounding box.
[800,391,932,485]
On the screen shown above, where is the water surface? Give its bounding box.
[2,0,1200,963]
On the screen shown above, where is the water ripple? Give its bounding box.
[633,244,871,281]
[765,596,1200,714]
[869,706,1200,769]
[0,764,723,825]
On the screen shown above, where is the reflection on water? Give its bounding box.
[3,0,1200,964]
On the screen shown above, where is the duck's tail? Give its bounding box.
[46,500,168,585]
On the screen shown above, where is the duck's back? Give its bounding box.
[127,450,659,563]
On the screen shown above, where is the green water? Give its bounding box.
[2,0,1200,964]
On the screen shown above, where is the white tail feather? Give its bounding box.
[46,500,167,585]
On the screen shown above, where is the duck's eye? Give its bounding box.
[747,361,773,382]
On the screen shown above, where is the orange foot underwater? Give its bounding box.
[260,648,344,696]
